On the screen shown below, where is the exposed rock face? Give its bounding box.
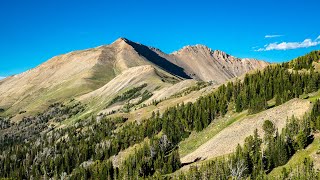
[166,45,269,83]
[0,37,269,115]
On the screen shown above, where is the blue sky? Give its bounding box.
[0,0,319,77]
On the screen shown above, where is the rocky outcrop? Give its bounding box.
[166,45,269,83]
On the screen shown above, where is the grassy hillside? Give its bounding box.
[268,135,320,177]
[179,111,247,157]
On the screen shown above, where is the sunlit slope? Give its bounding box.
[181,98,312,164]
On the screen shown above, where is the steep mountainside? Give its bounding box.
[78,65,181,114]
[0,38,267,117]
[154,45,269,83]
[0,38,182,116]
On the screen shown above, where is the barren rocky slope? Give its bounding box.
[0,37,268,118]
[78,65,181,111]
[0,38,183,116]
[154,45,269,83]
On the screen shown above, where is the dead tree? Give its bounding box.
[229,160,247,180]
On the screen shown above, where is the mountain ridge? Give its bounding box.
[153,41,269,82]
[0,37,268,117]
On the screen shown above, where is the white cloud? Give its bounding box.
[255,36,320,51]
[265,34,283,38]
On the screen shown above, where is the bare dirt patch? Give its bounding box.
[181,98,312,164]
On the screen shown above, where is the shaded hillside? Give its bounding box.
[124,39,191,79]
[149,44,269,83]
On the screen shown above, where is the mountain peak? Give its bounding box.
[172,45,233,60]
[112,37,131,44]
[212,49,232,60]
[110,37,137,50]
[172,44,213,55]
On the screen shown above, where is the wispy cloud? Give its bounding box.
[255,36,320,51]
[265,34,283,38]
